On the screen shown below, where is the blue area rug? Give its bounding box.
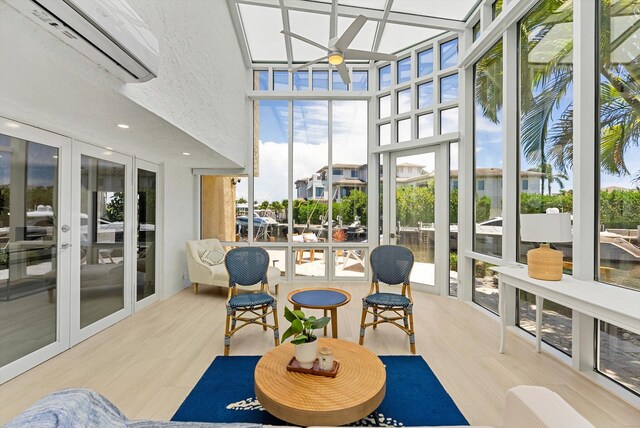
[172,355,468,427]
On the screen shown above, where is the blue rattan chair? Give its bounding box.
[359,245,416,354]
[223,247,279,355]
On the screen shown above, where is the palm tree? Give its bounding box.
[528,163,568,195]
[474,0,640,184]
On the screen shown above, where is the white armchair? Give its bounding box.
[185,239,281,294]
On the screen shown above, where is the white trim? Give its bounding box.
[573,0,596,282]
[502,25,517,265]
[226,0,252,67]
[233,0,467,31]
[70,142,133,345]
[133,159,161,311]
[435,142,450,296]
[390,145,441,292]
[458,0,539,69]
[572,0,598,377]
[458,33,474,303]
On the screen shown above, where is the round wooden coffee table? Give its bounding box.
[254,338,386,426]
[287,288,351,338]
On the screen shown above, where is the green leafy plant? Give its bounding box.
[281,307,330,345]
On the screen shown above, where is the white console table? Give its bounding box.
[493,265,640,354]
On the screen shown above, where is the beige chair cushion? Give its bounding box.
[185,239,281,289]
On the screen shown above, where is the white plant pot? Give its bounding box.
[295,340,318,369]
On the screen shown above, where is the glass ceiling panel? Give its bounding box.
[337,16,377,52]
[238,4,286,62]
[528,23,573,65]
[304,0,386,9]
[378,23,443,54]
[340,0,386,9]
[391,0,480,20]
[611,15,640,65]
[289,10,330,61]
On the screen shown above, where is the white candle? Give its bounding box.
[319,347,334,371]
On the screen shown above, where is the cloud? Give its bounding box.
[249,100,369,203]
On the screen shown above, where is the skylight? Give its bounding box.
[231,0,479,64]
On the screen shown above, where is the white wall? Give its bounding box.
[0,0,250,169]
[161,164,200,298]
[0,0,251,298]
[124,0,251,169]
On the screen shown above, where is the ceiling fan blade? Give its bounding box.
[292,56,329,72]
[281,30,330,52]
[344,49,398,61]
[336,62,351,85]
[334,15,367,51]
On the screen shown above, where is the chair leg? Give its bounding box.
[231,309,237,330]
[359,303,368,346]
[408,304,416,355]
[262,307,268,331]
[192,283,199,294]
[224,307,232,356]
[373,307,378,329]
[403,308,409,329]
[272,302,280,347]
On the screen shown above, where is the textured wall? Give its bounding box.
[124,0,251,168]
[0,0,250,300]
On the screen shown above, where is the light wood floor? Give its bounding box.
[1,282,639,427]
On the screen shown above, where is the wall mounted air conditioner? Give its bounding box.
[6,0,159,82]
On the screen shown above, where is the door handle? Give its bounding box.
[390,233,396,238]
[60,242,72,250]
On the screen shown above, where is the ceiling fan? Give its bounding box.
[281,14,397,84]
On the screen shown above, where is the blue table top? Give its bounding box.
[290,289,348,307]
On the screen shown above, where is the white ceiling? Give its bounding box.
[231,0,480,64]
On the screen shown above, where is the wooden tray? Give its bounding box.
[286,357,340,377]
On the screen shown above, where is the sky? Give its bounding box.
[248,100,368,203]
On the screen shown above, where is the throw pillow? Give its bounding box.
[200,249,225,266]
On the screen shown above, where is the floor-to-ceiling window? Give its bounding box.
[203,68,370,281]
[596,0,640,395]
[517,0,574,356]
[472,40,503,313]
[332,100,368,279]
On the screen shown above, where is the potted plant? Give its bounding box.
[281,306,331,369]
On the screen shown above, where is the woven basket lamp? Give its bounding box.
[520,212,572,281]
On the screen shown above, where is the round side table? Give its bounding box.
[254,338,386,426]
[287,288,351,338]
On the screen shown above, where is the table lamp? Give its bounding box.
[520,212,572,281]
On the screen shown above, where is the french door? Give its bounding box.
[0,121,155,382]
[0,119,72,383]
[70,143,133,344]
[386,145,450,294]
[134,160,159,310]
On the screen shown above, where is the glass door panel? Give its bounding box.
[0,135,60,366]
[136,168,156,302]
[79,155,126,327]
[391,150,437,286]
[0,121,72,384]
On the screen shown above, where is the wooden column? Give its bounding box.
[201,176,236,241]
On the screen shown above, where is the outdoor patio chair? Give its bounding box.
[223,247,280,356]
[359,245,416,354]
